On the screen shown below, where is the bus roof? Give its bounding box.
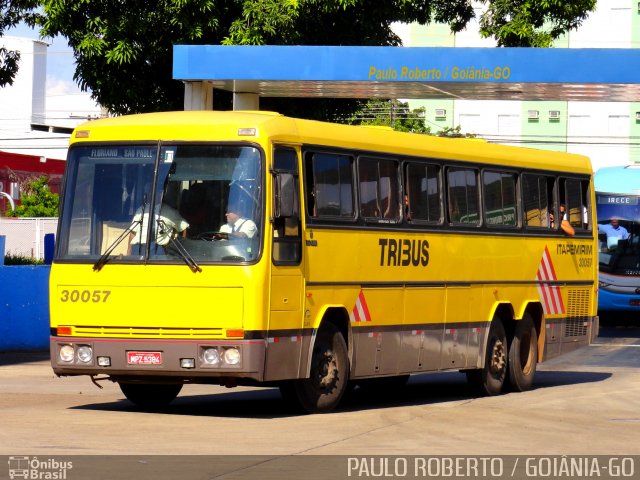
[595,165,640,195]
[72,110,592,174]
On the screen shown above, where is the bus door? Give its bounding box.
[265,147,305,381]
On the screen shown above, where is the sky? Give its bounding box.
[7,22,100,115]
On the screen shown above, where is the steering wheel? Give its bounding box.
[195,231,229,241]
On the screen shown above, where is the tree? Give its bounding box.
[0,1,41,87]
[479,0,597,47]
[36,0,596,117]
[5,176,59,217]
[347,99,431,134]
[436,125,477,138]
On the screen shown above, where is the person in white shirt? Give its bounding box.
[218,204,257,239]
[128,203,189,254]
[598,216,629,250]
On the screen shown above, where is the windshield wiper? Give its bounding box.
[157,218,202,273]
[93,198,147,272]
[92,218,141,272]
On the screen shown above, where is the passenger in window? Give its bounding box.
[404,194,411,221]
[550,204,574,236]
[598,216,629,250]
[128,200,189,255]
[217,203,257,239]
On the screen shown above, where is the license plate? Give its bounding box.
[127,351,162,365]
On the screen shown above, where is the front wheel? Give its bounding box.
[292,323,350,413]
[507,313,538,392]
[466,318,507,396]
[119,382,182,409]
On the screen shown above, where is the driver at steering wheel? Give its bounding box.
[217,203,257,239]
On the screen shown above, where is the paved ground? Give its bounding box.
[1,320,639,458]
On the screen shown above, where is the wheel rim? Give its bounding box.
[490,336,506,378]
[519,331,534,375]
[312,345,339,393]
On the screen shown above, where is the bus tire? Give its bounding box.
[466,318,507,396]
[293,323,349,413]
[507,313,538,392]
[119,382,182,409]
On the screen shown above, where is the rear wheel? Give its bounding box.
[292,323,349,413]
[466,318,507,396]
[508,313,538,392]
[119,382,182,409]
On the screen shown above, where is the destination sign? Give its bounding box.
[596,195,639,205]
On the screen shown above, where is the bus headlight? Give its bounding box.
[203,348,220,365]
[59,345,74,362]
[77,346,93,363]
[223,347,241,365]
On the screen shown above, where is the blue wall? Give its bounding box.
[0,265,50,351]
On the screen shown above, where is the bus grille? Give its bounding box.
[565,289,590,337]
[70,326,225,338]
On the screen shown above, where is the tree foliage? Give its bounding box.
[436,125,477,138]
[0,0,40,87]
[6,176,59,217]
[16,0,597,116]
[479,0,597,47]
[347,99,431,134]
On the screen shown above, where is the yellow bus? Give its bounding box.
[50,111,598,413]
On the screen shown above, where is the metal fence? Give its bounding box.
[0,217,58,259]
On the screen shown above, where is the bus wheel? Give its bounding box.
[466,318,507,396]
[294,323,349,413]
[508,313,538,392]
[119,382,182,409]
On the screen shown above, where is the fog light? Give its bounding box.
[223,347,241,365]
[59,345,74,362]
[97,356,111,367]
[203,348,220,365]
[181,358,195,369]
[77,346,93,363]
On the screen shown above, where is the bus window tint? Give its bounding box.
[405,163,442,224]
[523,174,553,228]
[358,157,400,222]
[59,146,157,258]
[447,167,480,225]
[562,178,587,230]
[152,145,262,263]
[307,152,354,218]
[483,171,517,227]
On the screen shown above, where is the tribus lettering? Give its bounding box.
[379,238,429,267]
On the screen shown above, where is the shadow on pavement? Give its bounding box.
[69,369,611,419]
[0,350,49,366]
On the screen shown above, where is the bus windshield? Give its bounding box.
[57,143,263,265]
[596,193,640,275]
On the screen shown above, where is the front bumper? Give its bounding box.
[50,336,266,381]
[598,288,640,311]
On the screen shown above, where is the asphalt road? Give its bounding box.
[0,318,639,478]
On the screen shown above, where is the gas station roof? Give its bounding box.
[173,45,640,102]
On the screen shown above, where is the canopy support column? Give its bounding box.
[183,81,214,111]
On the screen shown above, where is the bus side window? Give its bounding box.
[447,167,480,225]
[561,177,588,231]
[522,174,554,228]
[405,162,442,224]
[581,179,591,229]
[482,170,517,227]
[305,152,355,219]
[358,157,400,222]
